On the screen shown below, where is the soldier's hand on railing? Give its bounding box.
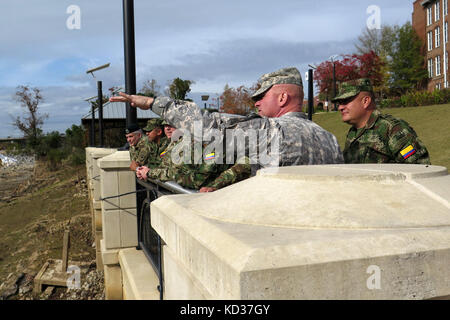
[109,92,154,110]
[199,187,217,193]
[130,161,139,171]
[136,166,150,180]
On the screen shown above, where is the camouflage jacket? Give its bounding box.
[145,136,171,168]
[147,138,230,190]
[129,135,151,166]
[205,157,252,190]
[343,110,431,164]
[150,97,344,168]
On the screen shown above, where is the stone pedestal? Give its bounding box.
[85,147,117,271]
[98,151,139,299]
[151,164,450,300]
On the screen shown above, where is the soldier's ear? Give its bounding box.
[361,94,372,110]
[279,92,288,106]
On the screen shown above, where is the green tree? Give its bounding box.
[389,22,428,95]
[167,77,194,100]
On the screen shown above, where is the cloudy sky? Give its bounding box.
[0,0,414,137]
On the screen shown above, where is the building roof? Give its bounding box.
[82,101,159,120]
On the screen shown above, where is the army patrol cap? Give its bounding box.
[161,119,170,126]
[143,118,163,132]
[125,123,140,134]
[251,67,303,101]
[332,78,373,103]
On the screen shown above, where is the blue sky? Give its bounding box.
[0,0,414,137]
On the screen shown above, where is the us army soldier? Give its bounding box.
[111,67,344,169]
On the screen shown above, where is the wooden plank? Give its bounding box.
[61,231,70,272]
[33,261,50,294]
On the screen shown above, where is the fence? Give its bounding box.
[135,178,197,300]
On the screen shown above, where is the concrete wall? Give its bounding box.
[88,151,450,300]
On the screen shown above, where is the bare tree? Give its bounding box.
[12,85,48,146]
[140,79,160,97]
[355,27,383,55]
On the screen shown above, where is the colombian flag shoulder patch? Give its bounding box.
[204,153,215,161]
[400,145,416,160]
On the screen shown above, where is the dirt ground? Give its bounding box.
[0,155,105,300]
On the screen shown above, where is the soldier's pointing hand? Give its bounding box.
[109,92,154,110]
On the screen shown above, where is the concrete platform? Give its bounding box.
[151,164,450,300]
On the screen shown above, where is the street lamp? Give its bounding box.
[307,64,317,121]
[85,63,111,147]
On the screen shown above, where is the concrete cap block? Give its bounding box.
[99,151,131,169]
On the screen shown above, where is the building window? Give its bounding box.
[436,55,442,76]
[428,31,433,51]
[445,22,448,43]
[428,6,433,25]
[428,58,434,77]
[436,27,441,48]
[436,83,442,90]
[445,0,448,16]
[436,1,441,21]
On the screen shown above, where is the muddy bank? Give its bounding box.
[0,152,35,202]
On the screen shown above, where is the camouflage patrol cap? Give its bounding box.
[161,119,170,126]
[143,118,163,132]
[251,67,303,101]
[332,78,373,103]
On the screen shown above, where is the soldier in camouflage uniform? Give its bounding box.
[126,124,152,171]
[137,124,249,191]
[110,67,344,169]
[199,157,251,193]
[142,118,171,169]
[332,79,430,164]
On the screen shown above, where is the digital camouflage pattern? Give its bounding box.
[150,97,344,168]
[343,109,431,164]
[332,78,373,102]
[145,136,170,168]
[129,135,152,166]
[251,67,303,100]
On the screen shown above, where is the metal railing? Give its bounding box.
[135,178,197,300]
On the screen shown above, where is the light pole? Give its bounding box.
[307,64,317,121]
[122,0,137,129]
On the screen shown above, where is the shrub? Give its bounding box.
[47,148,65,171]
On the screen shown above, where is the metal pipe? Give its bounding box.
[97,81,104,147]
[90,104,95,147]
[443,0,448,88]
[308,69,314,121]
[333,62,337,111]
[122,0,137,128]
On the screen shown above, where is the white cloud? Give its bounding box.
[0,0,414,137]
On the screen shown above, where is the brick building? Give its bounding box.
[413,0,449,91]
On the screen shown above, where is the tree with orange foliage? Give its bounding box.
[220,84,257,116]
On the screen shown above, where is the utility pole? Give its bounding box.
[123,0,137,128]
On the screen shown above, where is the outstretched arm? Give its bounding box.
[109,92,154,109]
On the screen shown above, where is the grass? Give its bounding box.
[312,104,450,170]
